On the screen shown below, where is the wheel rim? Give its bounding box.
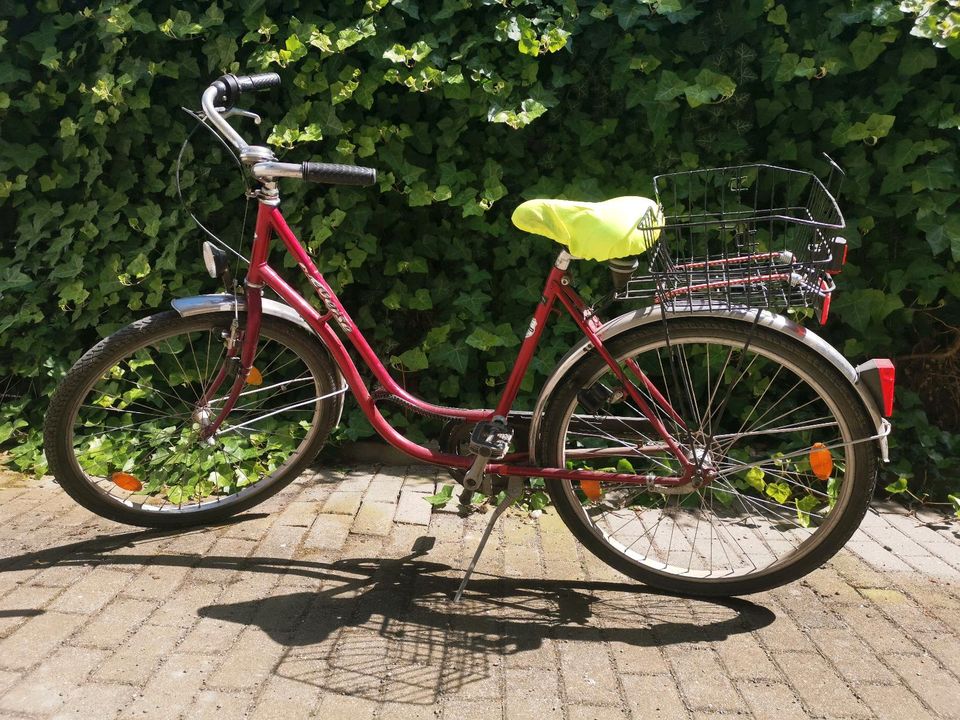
[64,318,327,514]
[554,329,860,583]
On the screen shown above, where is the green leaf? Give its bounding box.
[949,494,960,518]
[795,494,819,528]
[684,69,736,108]
[765,481,792,504]
[528,490,550,511]
[831,114,896,145]
[767,5,787,26]
[744,467,766,492]
[465,327,506,351]
[850,31,886,70]
[425,484,454,507]
[885,475,909,494]
[394,347,428,371]
[616,458,635,473]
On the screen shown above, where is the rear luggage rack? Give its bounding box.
[617,161,847,324]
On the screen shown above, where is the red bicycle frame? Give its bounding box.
[202,201,696,487]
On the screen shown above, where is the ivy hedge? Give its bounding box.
[2,0,959,503]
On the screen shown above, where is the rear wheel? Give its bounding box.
[537,318,877,596]
[44,311,343,528]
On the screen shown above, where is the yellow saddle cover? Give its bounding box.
[511,196,663,261]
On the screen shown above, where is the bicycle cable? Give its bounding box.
[175,107,254,281]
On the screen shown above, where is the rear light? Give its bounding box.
[827,237,847,275]
[855,359,895,417]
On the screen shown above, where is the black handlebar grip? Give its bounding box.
[302,162,377,187]
[212,72,281,108]
[236,72,281,93]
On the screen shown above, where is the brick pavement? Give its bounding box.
[0,465,958,719]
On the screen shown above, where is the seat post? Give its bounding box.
[555,250,573,270]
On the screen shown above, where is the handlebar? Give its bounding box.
[199,73,377,187]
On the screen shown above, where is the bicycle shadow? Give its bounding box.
[1,525,776,706]
[195,539,775,704]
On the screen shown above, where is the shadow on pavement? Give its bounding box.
[2,525,777,705]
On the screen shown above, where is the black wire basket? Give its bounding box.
[617,162,847,324]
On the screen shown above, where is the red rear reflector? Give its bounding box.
[818,279,831,325]
[111,472,142,492]
[855,359,895,417]
[878,362,895,416]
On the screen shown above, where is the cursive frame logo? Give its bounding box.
[308,275,353,333]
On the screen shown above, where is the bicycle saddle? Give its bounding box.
[511,196,663,261]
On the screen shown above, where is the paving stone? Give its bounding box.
[320,490,364,516]
[0,585,61,638]
[856,681,937,720]
[712,632,780,681]
[120,562,191,601]
[440,699,501,720]
[663,646,741,712]
[337,468,376,492]
[351,501,396,536]
[889,652,960,719]
[0,611,86,671]
[303,514,352,554]
[72,598,158,649]
[48,682,135,720]
[736,680,809,720]
[620,674,689,719]
[363,474,405,503]
[0,645,107,715]
[91,622,184,685]
[146,581,223,627]
[401,472,437,494]
[566,705,630,720]
[558,637,620,705]
[48,567,130,615]
[809,628,894,685]
[315,694,378,719]
[248,674,321,720]
[772,651,870,718]
[394,490,433,526]
[120,652,218,720]
[207,627,286,690]
[504,667,561,720]
[190,689,254,720]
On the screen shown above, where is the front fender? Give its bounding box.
[171,293,346,428]
[529,306,890,461]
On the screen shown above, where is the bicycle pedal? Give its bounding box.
[468,420,514,459]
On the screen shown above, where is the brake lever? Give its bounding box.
[222,107,262,125]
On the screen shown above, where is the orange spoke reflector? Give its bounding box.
[581,480,603,501]
[111,472,142,492]
[246,367,263,386]
[808,443,833,481]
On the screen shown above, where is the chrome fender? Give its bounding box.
[171,293,346,427]
[529,306,890,462]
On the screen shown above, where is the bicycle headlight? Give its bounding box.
[202,241,227,279]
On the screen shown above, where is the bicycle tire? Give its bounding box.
[44,311,343,528]
[536,317,877,597]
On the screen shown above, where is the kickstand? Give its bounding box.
[452,476,524,603]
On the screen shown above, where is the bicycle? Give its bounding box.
[44,73,895,597]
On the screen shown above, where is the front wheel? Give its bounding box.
[536,317,877,596]
[44,311,344,528]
